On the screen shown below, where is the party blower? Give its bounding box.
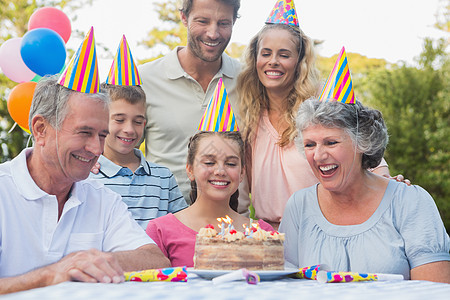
[316,270,404,283]
[125,266,188,282]
[212,269,260,285]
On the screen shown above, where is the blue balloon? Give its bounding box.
[20,28,66,77]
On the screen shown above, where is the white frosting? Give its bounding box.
[198,227,217,238]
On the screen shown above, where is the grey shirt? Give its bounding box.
[280,181,450,279]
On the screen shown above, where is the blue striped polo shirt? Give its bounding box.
[89,149,188,229]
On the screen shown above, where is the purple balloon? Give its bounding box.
[0,38,36,83]
[20,28,66,77]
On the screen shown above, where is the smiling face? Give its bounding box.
[103,99,146,157]
[43,94,109,183]
[186,134,244,203]
[302,124,362,193]
[256,27,299,97]
[181,0,234,63]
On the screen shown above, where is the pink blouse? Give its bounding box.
[251,111,318,224]
[146,213,274,267]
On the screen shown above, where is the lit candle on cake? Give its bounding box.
[217,217,225,236]
[243,224,249,236]
[223,215,233,234]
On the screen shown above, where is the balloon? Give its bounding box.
[31,74,42,83]
[7,81,37,131]
[0,38,36,83]
[21,28,66,77]
[19,125,31,135]
[139,140,146,157]
[28,7,71,43]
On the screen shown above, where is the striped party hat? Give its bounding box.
[58,27,99,93]
[318,47,355,104]
[265,0,299,27]
[198,78,238,132]
[106,35,142,86]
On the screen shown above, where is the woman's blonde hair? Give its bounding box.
[237,24,321,147]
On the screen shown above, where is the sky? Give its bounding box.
[67,0,447,75]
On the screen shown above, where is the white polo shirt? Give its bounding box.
[0,148,154,277]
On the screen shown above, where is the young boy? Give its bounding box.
[90,83,187,229]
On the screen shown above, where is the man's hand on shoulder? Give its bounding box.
[384,174,411,186]
[91,162,100,175]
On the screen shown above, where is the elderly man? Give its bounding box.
[139,0,242,204]
[0,76,170,295]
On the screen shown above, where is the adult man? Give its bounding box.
[0,76,170,295]
[139,0,242,204]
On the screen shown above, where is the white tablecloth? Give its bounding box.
[2,275,450,300]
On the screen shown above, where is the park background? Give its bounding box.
[0,0,449,231]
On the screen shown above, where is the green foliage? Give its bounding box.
[225,42,246,62]
[363,38,450,231]
[317,52,388,78]
[139,0,186,63]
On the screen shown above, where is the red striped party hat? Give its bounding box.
[318,47,355,104]
[198,78,239,132]
[265,0,299,27]
[106,35,142,86]
[58,27,99,93]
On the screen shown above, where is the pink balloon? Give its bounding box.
[0,38,36,83]
[28,7,71,43]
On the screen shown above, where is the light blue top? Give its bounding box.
[89,149,187,229]
[279,181,450,279]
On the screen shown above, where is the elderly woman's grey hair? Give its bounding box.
[295,98,389,169]
[28,75,110,139]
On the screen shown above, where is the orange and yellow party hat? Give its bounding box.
[106,35,142,86]
[266,0,299,27]
[198,78,238,132]
[318,47,355,104]
[58,27,99,93]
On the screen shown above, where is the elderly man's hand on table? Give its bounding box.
[44,248,125,285]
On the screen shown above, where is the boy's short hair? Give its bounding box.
[100,83,146,105]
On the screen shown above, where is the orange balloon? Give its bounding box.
[7,81,37,131]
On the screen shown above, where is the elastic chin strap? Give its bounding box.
[343,105,359,185]
[55,89,68,180]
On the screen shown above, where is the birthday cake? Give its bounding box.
[193,220,285,270]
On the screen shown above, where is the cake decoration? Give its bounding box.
[318,46,355,104]
[198,225,217,238]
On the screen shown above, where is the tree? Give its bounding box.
[363,38,450,231]
[0,0,91,162]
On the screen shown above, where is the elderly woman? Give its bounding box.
[279,99,450,283]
